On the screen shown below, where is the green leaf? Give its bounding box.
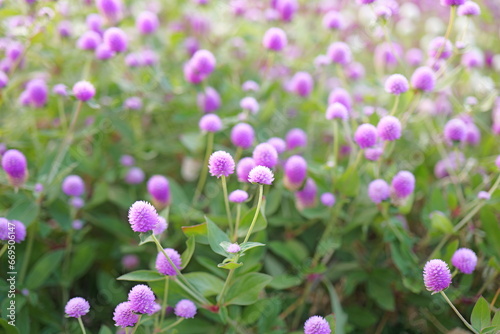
[335,166,359,197]
[430,211,454,235]
[237,207,267,237]
[471,297,491,332]
[7,199,39,226]
[239,242,266,253]
[206,216,230,256]
[181,222,208,244]
[26,250,64,289]
[268,274,303,290]
[183,272,224,297]
[181,237,196,269]
[0,319,20,334]
[492,310,500,326]
[217,261,243,270]
[139,231,155,245]
[224,273,273,306]
[69,242,97,282]
[98,325,113,334]
[269,240,308,268]
[117,270,165,282]
[481,326,500,334]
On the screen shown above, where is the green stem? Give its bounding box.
[221,176,233,236]
[193,132,214,203]
[19,221,37,284]
[390,95,400,116]
[434,6,457,62]
[160,318,184,332]
[77,317,87,334]
[439,291,478,334]
[234,146,242,163]
[332,121,340,168]
[243,185,264,244]
[159,277,169,328]
[0,244,7,258]
[233,204,241,242]
[217,269,236,307]
[131,315,142,334]
[311,206,337,267]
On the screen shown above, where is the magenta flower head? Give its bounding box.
[96,0,123,23]
[26,79,48,108]
[304,315,331,334]
[461,49,484,69]
[240,96,260,114]
[391,171,415,199]
[267,137,286,154]
[441,0,465,6]
[465,123,480,145]
[147,175,171,207]
[136,11,159,35]
[377,116,402,141]
[354,124,377,149]
[128,284,156,314]
[122,254,140,270]
[72,81,95,101]
[237,157,256,182]
[95,43,115,60]
[328,88,352,111]
[128,201,159,233]
[263,27,288,52]
[457,1,480,16]
[69,197,85,209]
[248,165,274,185]
[327,42,352,65]
[86,13,103,33]
[410,66,436,92]
[384,74,409,95]
[231,123,255,149]
[323,10,343,30]
[290,72,314,98]
[2,149,28,186]
[65,297,90,318]
[295,178,317,210]
[153,216,168,235]
[0,71,9,89]
[368,179,390,204]
[375,42,403,68]
[228,190,248,203]
[0,219,26,243]
[242,80,260,92]
[444,118,467,143]
[423,259,452,293]
[174,299,197,319]
[357,0,376,4]
[120,155,135,167]
[209,151,235,178]
[451,248,477,274]
[199,114,222,132]
[52,84,68,96]
[284,155,307,191]
[155,248,182,276]
[190,49,216,76]
[104,27,128,53]
[326,102,349,121]
[62,175,85,197]
[320,193,336,207]
[227,243,240,253]
[113,302,139,328]
[428,37,453,59]
[277,0,298,22]
[286,128,308,151]
[197,87,221,113]
[406,48,423,67]
[253,143,278,168]
[58,21,72,38]
[346,62,365,80]
[77,30,102,51]
[124,96,143,110]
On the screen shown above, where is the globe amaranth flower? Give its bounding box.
[72,81,95,101]
[295,178,317,210]
[209,151,235,178]
[2,149,28,186]
[86,13,103,33]
[377,116,402,141]
[237,157,256,182]
[323,10,343,30]
[384,74,409,95]
[423,259,452,292]
[227,243,241,253]
[441,0,465,6]
[391,171,415,199]
[411,66,436,92]
[346,62,365,80]
[328,88,352,111]
[72,219,84,230]
[465,123,480,146]
[190,49,216,76]
[96,0,123,23]
[0,71,8,89]
[444,118,467,143]
[0,218,26,243]
[228,190,249,203]
[290,71,314,98]
[231,123,255,149]
[253,143,278,169]
[354,124,377,149]
[113,302,139,328]
[327,42,352,65]
[147,175,171,207]
[263,27,287,51]
[326,102,349,121]
[406,48,423,67]
[128,284,156,314]
[320,193,336,207]
[428,37,453,59]
[240,96,260,114]
[77,30,102,50]
[65,297,90,318]
[461,49,484,69]
[286,128,307,151]
[120,155,135,167]
[122,254,139,270]
[124,96,142,110]
[95,43,115,60]
[199,114,222,132]
[174,299,197,319]
[242,80,260,92]
[103,27,128,53]
[128,201,159,232]
[267,137,286,154]
[156,248,182,276]
[284,155,307,191]
[197,86,221,113]
[136,11,159,35]
[451,248,477,274]
[276,0,298,22]
[62,175,85,197]
[368,179,390,204]
[153,216,168,235]
[304,315,331,334]
[457,1,480,16]
[364,146,384,161]
[248,165,274,185]
[26,79,48,108]
[69,197,85,209]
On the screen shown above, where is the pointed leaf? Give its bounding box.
[224,273,273,306]
[206,216,230,256]
[471,297,490,331]
[117,270,165,282]
[181,237,196,269]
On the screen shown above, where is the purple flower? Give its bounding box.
[236,157,256,182]
[326,103,349,120]
[354,124,377,149]
[461,49,484,69]
[62,175,85,197]
[364,146,384,161]
[428,37,453,59]
[346,62,365,80]
[190,49,216,76]
[26,79,48,108]
[295,178,317,210]
[136,11,159,35]
[96,0,123,23]
[377,116,402,141]
[209,151,235,178]
[128,284,156,314]
[423,259,452,292]
[328,88,352,111]
[72,219,84,230]
[197,87,221,113]
[284,155,307,190]
[65,297,90,318]
[147,175,171,207]
[231,123,255,149]
[253,143,279,169]
[120,155,135,167]
[304,315,331,334]
[248,165,274,185]
[0,219,26,243]
[122,254,139,270]
[276,0,298,22]
[104,27,128,53]
[69,197,85,209]
[52,84,68,96]
[327,42,352,65]
[199,114,222,132]
[391,171,415,199]
[128,201,159,233]
[77,30,102,51]
[72,81,95,101]
[263,27,288,52]
[153,216,168,235]
[227,243,241,253]
[457,1,480,16]
[156,248,182,276]
[0,71,9,89]
[320,193,336,207]
[86,13,103,33]
[228,189,249,203]
[124,97,142,110]
[2,149,27,186]
[477,191,490,200]
[406,48,423,67]
[267,137,286,154]
[58,21,72,38]
[113,302,139,328]
[174,299,197,318]
[444,118,467,143]
[441,0,466,6]
[384,74,409,95]
[465,123,481,145]
[240,97,259,114]
[242,80,260,92]
[368,179,390,204]
[95,43,115,60]
[451,248,477,274]
[290,72,314,97]
[323,11,343,30]
[411,66,436,92]
[286,128,307,151]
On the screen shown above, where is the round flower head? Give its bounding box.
[184,61,203,84]
[290,72,314,98]
[377,116,402,141]
[384,74,409,95]
[457,1,480,16]
[136,11,159,35]
[365,146,384,161]
[253,143,278,169]
[69,197,85,209]
[77,30,102,50]
[277,0,298,22]
[304,315,331,334]
[231,123,255,149]
[197,87,221,113]
[0,71,8,89]
[147,175,171,207]
[199,114,222,132]
[124,96,142,110]
[441,0,465,6]
[120,155,135,167]
[174,299,197,319]
[411,66,436,92]
[128,201,159,233]
[103,27,128,53]
[113,302,139,328]
[58,21,72,38]
[227,243,241,253]
[263,27,288,52]
[284,155,307,191]
[444,118,467,143]
[96,0,123,23]
[461,49,484,69]
[0,219,26,243]
[368,179,390,204]
[86,13,103,33]
[406,48,423,67]
[240,96,259,114]
[354,124,377,149]
[286,128,307,151]
[451,248,477,274]
[237,157,256,182]
[155,248,182,276]
[242,80,260,92]
[153,216,168,235]
[267,137,286,154]
[72,219,84,230]
[357,0,376,3]
[248,165,274,185]
[65,297,90,318]
[423,259,452,292]
[95,43,115,60]
[52,84,68,96]
[26,79,48,108]
[327,42,352,65]
[2,149,27,186]
[122,254,140,270]
[465,123,480,145]
[326,102,349,121]
[228,189,249,203]
[391,171,415,199]
[323,10,343,30]
[72,81,95,101]
[477,191,490,200]
[0,218,9,241]
[62,175,85,197]
[190,49,216,76]
[346,62,365,80]
[328,88,352,111]
[428,37,453,59]
[209,151,235,178]
[320,193,336,207]
[295,178,317,210]
[128,284,156,314]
